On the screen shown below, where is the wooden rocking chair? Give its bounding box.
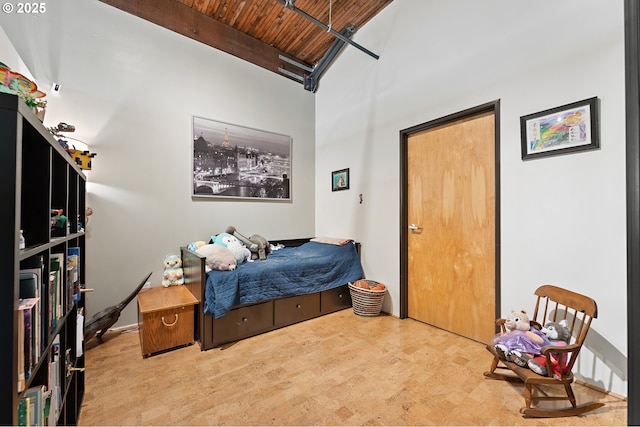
[484,284,604,418]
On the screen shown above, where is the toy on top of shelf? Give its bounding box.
[48,122,98,170]
[0,62,46,110]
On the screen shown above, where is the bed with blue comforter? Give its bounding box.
[205,241,363,318]
[181,238,363,350]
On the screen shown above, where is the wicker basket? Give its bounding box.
[348,280,386,316]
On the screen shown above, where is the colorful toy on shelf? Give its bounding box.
[48,122,98,170]
[69,149,97,170]
[0,62,46,112]
[50,209,68,237]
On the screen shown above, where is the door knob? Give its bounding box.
[409,224,422,231]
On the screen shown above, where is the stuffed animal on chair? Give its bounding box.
[492,310,550,364]
[226,226,271,260]
[162,255,184,287]
[527,320,572,377]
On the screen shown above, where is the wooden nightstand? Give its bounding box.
[137,286,198,357]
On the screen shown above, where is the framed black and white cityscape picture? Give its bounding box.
[192,116,292,200]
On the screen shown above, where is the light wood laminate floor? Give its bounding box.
[78,309,626,426]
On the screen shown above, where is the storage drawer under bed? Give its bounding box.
[212,300,274,346]
[321,285,352,313]
[274,292,321,327]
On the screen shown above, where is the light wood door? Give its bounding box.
[407,110,496,344]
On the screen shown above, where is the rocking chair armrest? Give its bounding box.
[538,343,580,379]
[540,343,580,355]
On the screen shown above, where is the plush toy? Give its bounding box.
[211,232,245,264]
[492,310,550,363]
[243,247,253,263]
[187,240,206,252]
[248,234,271,260]
[527,320,572,377]
[225,226,271,260]
[161,255,184,287]
[196,244,237,272]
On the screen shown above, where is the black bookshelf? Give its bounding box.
[0,92,86,425]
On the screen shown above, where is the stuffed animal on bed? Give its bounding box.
[243,247,253,263]
[162,255,184,287]
[187,240,206,252]
[196,244,237,272]
[492,310,550,364]
[225,226,271,260]
[211,232,246,265]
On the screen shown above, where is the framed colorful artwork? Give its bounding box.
[520,97,599,160]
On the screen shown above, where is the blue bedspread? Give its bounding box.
[204,241,363,318]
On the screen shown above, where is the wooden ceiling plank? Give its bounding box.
[97,0,310,79]
[205,0,222,16]
[252,2,288,41]
[192,0,209,14]
[235,0,273,36]
[228,0,248,27]
[277,1,338,63]
[216,0,235,23]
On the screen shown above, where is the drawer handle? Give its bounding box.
[162,314,179,327]
[242,317,248,322]
[296,304,301,309]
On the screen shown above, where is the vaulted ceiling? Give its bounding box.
[98,0,393,92]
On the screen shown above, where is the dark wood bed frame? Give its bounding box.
[181,238,359,350]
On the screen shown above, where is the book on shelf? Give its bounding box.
[20,270,43,357]
[68,247,81,304]
[19,272,38,299]
[17,309,25,393]
[47,272,55,334]
[48,334,62,426]
[21,255,46,352]
[65,264,74,312]
[49,253,64,326]
[24,385,45,426]
[42,389,52,427]
[18,298,40,384]
[17,396,29,426]
[76,308,84,357]
[19,273,39,359]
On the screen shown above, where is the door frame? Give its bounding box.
[399,100,501,321]
[626,0,640,423]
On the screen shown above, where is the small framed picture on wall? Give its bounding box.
[332,168,349,191]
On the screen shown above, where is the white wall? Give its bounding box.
[315,0,627,396]
[0,1,316,329]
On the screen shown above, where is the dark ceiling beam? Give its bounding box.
[304,25,355,93]
[98,0,310,82]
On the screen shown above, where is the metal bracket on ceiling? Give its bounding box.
[277,24,355,93]
[278,55,312,82]
[304,24,355,92]
[276,0,379,60]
